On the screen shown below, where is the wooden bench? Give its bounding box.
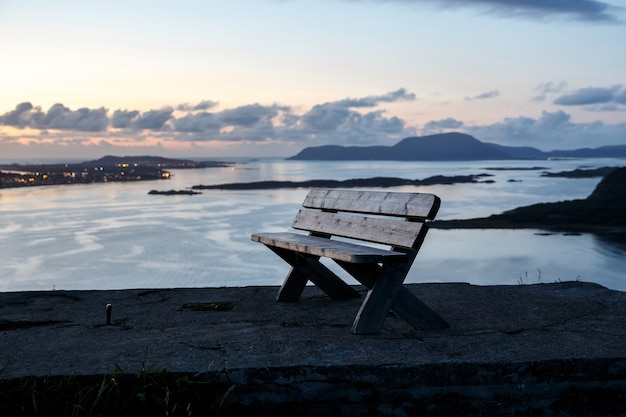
[251,188,448,334]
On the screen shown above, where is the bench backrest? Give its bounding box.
[292,189,440,250]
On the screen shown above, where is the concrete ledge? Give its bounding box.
[218,360,626,416]
[1,282,626,415]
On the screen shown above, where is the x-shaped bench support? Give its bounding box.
[269,246,448,334]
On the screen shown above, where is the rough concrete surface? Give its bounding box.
[2,282,626,415]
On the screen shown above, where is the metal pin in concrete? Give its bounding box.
[106,303,112,325]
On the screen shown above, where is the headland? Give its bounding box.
[431,166,626,235]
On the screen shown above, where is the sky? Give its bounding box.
[1,0,625,160]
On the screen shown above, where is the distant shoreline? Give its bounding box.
[0,155,235,189]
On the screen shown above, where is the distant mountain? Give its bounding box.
[543,145,626,159]
[484,143,546,159]
[392,133,512,160]
[288,132,626,161]
[486,143,626,159]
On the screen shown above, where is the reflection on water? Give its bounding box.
[593,233,626,255]
[1,158,625,292]
[414,229,625,290]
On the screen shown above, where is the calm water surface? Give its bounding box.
[1,159,624,292]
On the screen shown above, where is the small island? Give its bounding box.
[148,189,202,196]
[0,156,234,189]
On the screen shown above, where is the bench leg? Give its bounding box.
[267,246,360,301]
[276,266,309,302]
[392,286,449,330]
[351,263,406,334]
[337,261,448,333]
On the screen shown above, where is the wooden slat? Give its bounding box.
[302,188,440,220]
[251,232,407,263]
[291,209,428,249]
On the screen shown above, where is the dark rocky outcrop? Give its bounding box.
[192,174,493,190]
[541,167,617,178]
[431,167,626,234]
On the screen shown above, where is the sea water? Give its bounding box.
[1,158,624,292]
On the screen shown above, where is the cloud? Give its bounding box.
[554,85,626,106]
[422,117,464,134]
[333,88,416,108]
[164,91,415,145]
[173,103,287,137]
[172,94,413,145]
[531,81,568,102]
[535,109,571,128]
[0,102,109,132]
[466,90,500,100]
[296,107,412,146]
[218,103,285,127]
[0,102,36,128]
[110,108,174,131]
[300,88,416,133]
[111,110,140,128]
[376,0,623,23]
[174,112,220,133]
[300,104,350,131]
[176,100,219,111]
[2,88,624,158]
[464,109,626,150]
[133,108,174,130]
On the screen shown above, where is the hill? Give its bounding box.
[288,132,626,161]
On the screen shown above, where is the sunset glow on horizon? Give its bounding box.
[1,0,625,160]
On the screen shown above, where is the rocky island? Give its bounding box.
[0,155,234,189]
[148,189,202,196]
[191,173,493,190]
[431,166,626,234]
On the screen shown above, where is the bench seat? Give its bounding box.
[251,232,407,264]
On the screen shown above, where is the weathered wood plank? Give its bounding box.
[302,188,440,220]
[291,209,428,249]
[251,232,407,263]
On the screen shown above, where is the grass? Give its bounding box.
[517,269,542,285]
[0,369,237,417]
[517,269,582,285]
